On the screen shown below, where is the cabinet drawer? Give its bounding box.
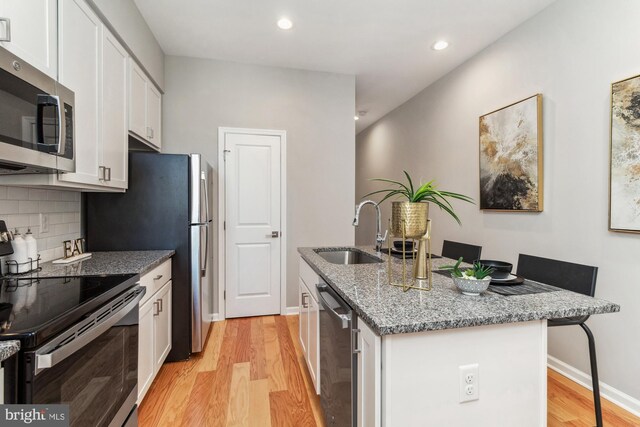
[299,257,320,300]
[140,259,172,305]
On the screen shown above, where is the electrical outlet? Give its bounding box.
[40,213,50,234]
[459,364,479,402]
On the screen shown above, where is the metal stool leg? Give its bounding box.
[580,323,603,427]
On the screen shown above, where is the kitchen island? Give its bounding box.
[298,246,620,427]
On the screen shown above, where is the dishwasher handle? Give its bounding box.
[316,283,351,329]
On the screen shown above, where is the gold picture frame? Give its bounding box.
[609,73,640,233]
[479,94,543,212]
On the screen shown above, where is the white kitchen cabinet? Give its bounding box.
[137,259,173,404]
[0,0,129,191]
[99,28,128,189]
[128,59,162,150]
[137,296,155,402]
[357,316,381,427]
[154,280,172,368]
[307,290,319,389]
[58,0,128,190]
[299,257,320,394]
[298,278,309,355]
[58,0,101,186]
[0,0,57,78]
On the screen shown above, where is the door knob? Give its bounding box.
[271,231,280,238]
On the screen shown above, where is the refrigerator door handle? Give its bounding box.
[201,171,210,224]
[201,224,209,277]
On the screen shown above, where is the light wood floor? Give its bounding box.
[140,315,640,427]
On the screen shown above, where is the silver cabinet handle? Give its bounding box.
[0,18,11,42]
[153,301,160,316]
[301,293,308,309]
[106,167,111,181]
[153,274,163,281]
[158,298,163,313]
[352,328,361,354]
[147,127,153,139]
[271,231,280,238]
[34,287,145,375]
[98,166,106,181]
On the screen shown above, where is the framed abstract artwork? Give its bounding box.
[610,74,640,233]
[479,94,543,211]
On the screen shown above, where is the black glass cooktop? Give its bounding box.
[0,274,138,349]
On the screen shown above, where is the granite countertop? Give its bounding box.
[298,246,620,336]
[0,340,20,362]
[5,250,175,279]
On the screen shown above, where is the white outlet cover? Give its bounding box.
[459,364,479,403]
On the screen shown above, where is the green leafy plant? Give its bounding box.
[442,257,495,280]
[363,171,474,225]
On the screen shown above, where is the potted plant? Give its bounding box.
[364,171,474,238]
[442,257,495,296]
[363,171,474,281]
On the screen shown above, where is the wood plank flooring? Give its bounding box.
[140,315,640,427]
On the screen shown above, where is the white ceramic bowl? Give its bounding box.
[452,275,492,296]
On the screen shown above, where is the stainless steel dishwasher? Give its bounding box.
[316,281,358,427]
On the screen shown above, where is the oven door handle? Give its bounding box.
[34,286,145,376]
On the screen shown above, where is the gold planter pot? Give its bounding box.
[391,202,429,239]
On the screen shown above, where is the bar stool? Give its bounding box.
[516,254,602,427]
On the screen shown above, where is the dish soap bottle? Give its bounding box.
[24,228,38,269]
[10,229,27,274]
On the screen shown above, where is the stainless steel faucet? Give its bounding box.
[353,200,387,253]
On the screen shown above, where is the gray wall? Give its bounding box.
[90,0,165,90]
[163,56,356,311]
[356,0,640,404]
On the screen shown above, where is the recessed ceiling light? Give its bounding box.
[354,116,360,121]
[277,17,293,30]
[432,40,449,51]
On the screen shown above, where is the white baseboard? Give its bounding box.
[207,309,298,321]
[284,306,299,315]
[547,355,640,417]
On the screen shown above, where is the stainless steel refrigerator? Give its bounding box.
[85,152,213,361]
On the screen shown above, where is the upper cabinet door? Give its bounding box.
[146,83,162,149]
[0,0,58,78]
[101,28,128,189]
[128,59,147,139]
[58,0,102,186]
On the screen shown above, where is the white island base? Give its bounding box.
[359,318,547,427]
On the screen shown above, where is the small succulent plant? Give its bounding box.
[442,257,494,280]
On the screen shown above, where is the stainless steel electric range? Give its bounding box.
[0,273,145,427]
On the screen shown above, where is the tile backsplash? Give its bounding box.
[0,185,81,268]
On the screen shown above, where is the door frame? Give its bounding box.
[217,127,287,320]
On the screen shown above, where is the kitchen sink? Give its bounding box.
[315,249,383,265]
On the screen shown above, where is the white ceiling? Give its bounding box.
[134,0,556,133]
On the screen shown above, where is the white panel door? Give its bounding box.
[0,0,57,78]
[225,131,281,317]
[101,28,128,189]
[58,0,102,186]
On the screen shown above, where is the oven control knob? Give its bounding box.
[12,60,21,71]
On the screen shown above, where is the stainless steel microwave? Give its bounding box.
[0,46,75,175]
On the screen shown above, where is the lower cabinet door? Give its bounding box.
[153,281,172,370]
[137,297,155,403]
[308,293,320,394]
[299,278,308,356]
[357,317,381,427]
